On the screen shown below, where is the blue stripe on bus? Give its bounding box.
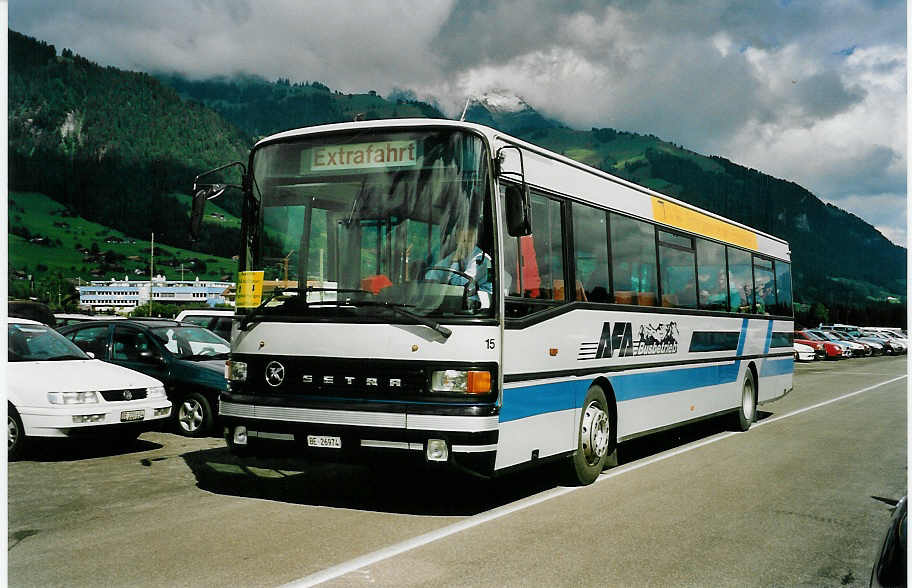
[760,357,794,377]
[736,318,749,355]
[500,319,760,423]
[763,320,774,354]
[498,380,590,422]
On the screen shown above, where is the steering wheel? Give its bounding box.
[422,265,477,289]
[422,266,481,311]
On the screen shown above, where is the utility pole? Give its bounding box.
[281,250,293,287]
[149,232,154,316]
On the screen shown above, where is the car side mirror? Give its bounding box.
[138,350,163,364]
[86,351,95,359]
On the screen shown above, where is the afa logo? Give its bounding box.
[579,321,679,360]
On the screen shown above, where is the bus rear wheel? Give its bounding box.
[732,369,756,432]
[568,385,613,486]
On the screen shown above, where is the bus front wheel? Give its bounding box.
[568,385,613,486]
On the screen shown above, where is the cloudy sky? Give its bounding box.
[9,0,908,245]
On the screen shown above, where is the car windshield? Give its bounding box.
[149,325,230,359]
[8,322,89,362]
[801,331,822,341]
[813,331,838,341]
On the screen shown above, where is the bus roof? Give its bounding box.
[255,119,790,256]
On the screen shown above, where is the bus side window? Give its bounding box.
[773,260,793,316]
[657,230,697,309]
[696,238,728,311]
[501,231,521,297]
[726,247,754,313]
[610,213,657,306]
[572,203,610,302]
[525,193,564,300]
[752,256,776,315]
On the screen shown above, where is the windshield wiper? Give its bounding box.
[342,300,452,339]
[47,354,89,361]
[239,285,372,331]
[239,286,452,339]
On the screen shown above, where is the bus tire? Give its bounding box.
[568,385,613,486]
[732,369,756,432]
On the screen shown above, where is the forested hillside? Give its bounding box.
[156,74,445,139]
[8,30,250,259]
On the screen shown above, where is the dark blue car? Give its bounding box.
[58,318,229,437]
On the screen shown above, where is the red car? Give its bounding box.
[795,330,844,360]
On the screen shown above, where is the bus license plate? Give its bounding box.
[307,435,341,449]
[120,410,145,422]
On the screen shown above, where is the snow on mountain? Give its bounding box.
[462,90,559,134]
[473,90,530,113]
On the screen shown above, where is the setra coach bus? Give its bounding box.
[190,118,794,485]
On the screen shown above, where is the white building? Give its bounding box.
[78,275,234,313]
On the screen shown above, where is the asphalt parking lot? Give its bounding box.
[7,355,908,587]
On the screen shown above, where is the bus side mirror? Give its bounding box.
[189,187,213,242]
[189,161,248,242]
[505,183,532,236]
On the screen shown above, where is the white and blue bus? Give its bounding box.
[191,119,794,485]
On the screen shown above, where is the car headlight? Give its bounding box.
[430,370,491,394]
[47,391,100,405]
[227,360,247,382]
[146,386,166,398]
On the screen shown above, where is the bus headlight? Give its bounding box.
[227,361,247,382]
[430,370,491,394]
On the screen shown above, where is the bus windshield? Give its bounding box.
[248,128,495,320]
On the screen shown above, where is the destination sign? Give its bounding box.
[307,140,418,172]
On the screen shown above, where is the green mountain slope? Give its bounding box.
[8,192,237,290]
[8,30,250,261]
[156,75,445,139]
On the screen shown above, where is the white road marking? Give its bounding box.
[284,374,907,587]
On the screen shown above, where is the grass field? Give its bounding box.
[8,191,238,284]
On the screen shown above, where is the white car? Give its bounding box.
[174,309,234,341]
[54,313,125,327]
[794,342,816,362]
[7,318,172,459]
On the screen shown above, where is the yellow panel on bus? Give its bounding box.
[652,197,758,250]
[236,271,264,308]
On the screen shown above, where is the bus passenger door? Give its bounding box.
[496,187,579,470]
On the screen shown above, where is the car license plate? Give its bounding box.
[120,410,145,422]
[307,435,341,449]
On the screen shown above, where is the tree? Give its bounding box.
[809,302,830,326]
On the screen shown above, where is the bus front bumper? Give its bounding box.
[219,398,499,476]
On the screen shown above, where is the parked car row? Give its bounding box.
[793,324,908,362]
[8,312,232,459]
